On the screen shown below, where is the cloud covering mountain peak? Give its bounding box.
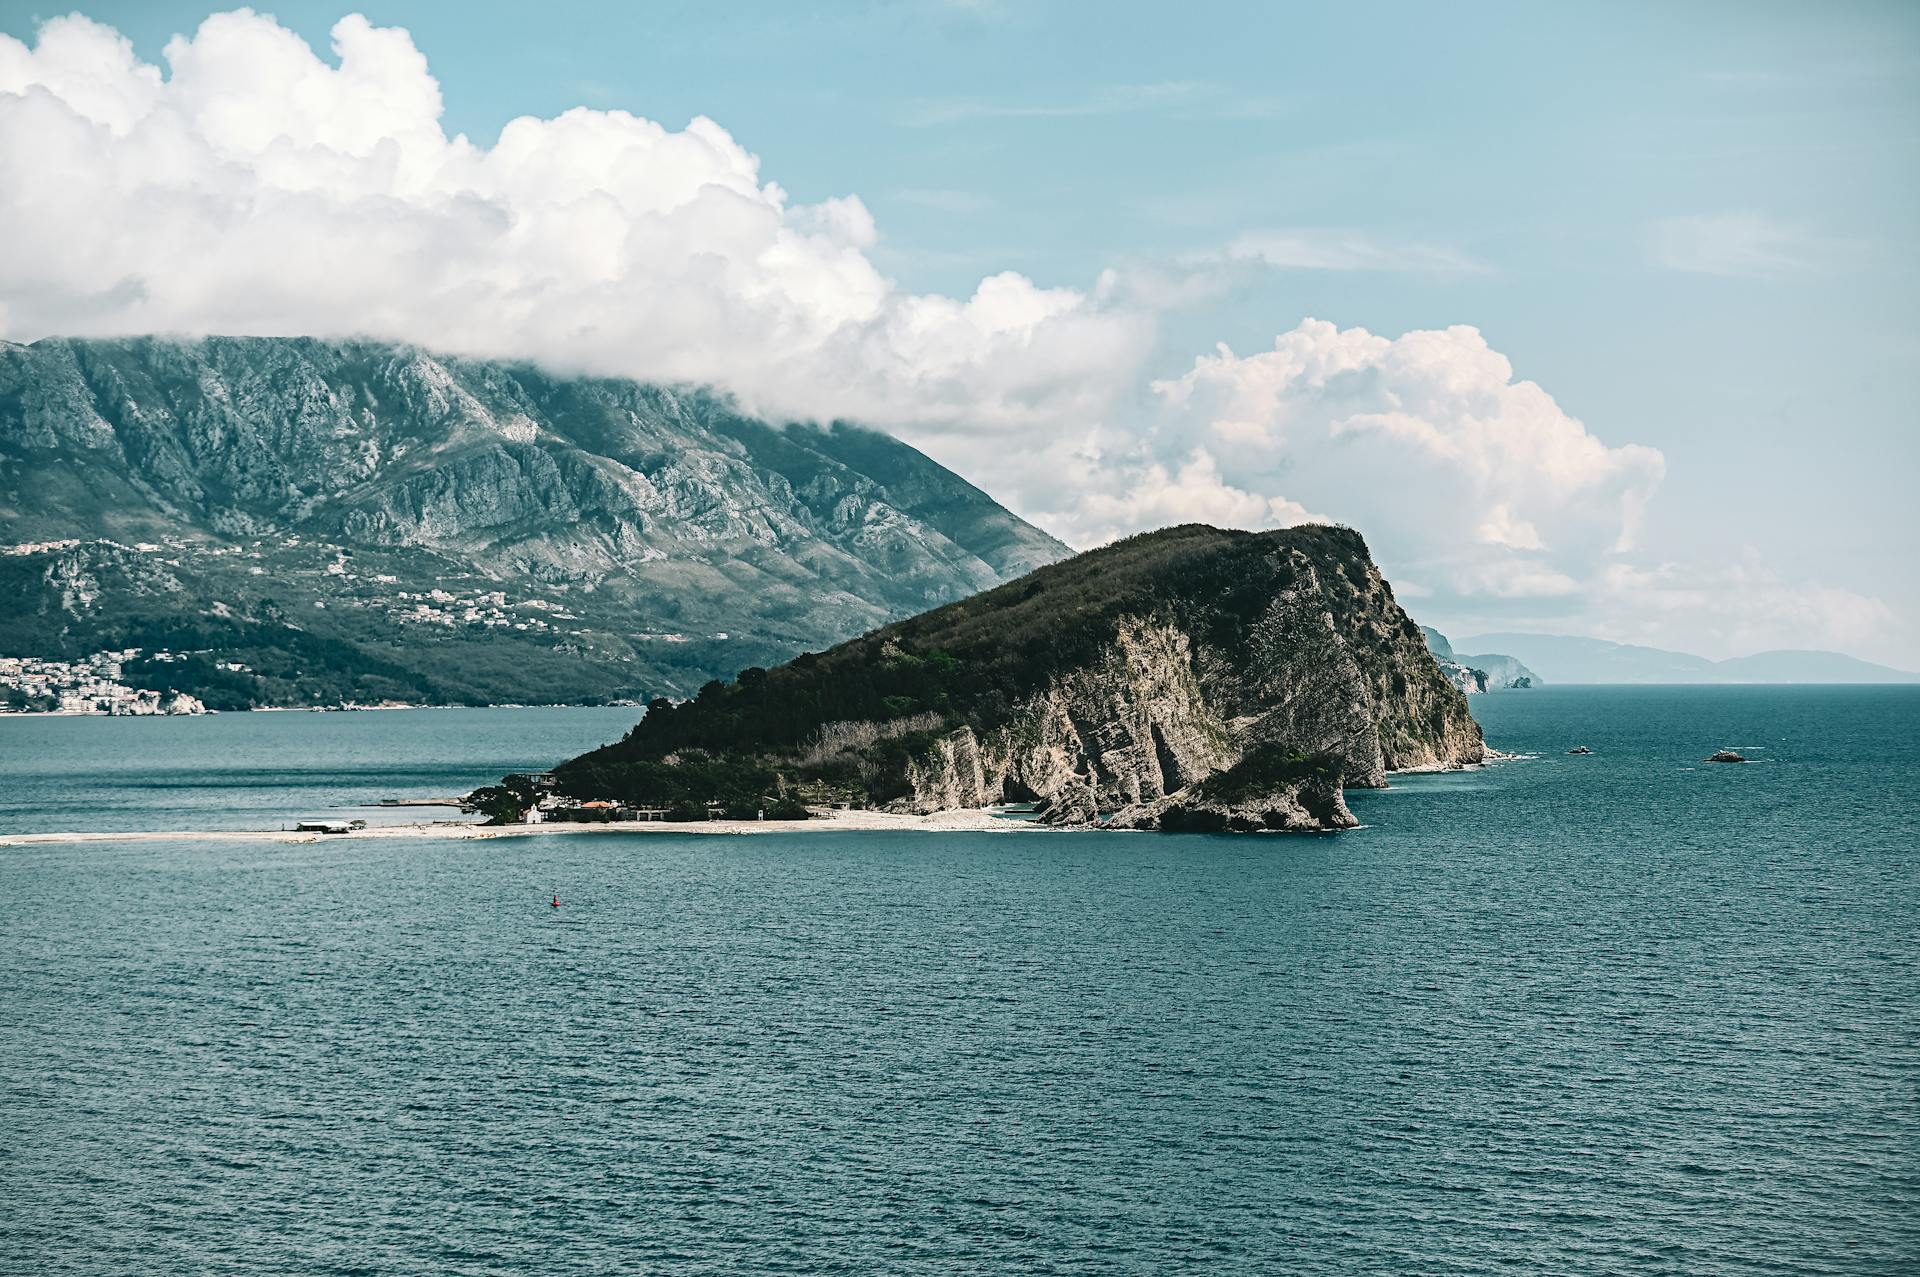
[0,7,1900,661]
[0,9,1147,432]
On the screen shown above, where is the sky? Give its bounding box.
[1,0,1915,665]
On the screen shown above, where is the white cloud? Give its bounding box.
[1428,555,1901,663]
[1476,504,1545,552]
[0,10,1901,663]
[1130,318,1666,612]
[0,10,1152,432]
[1591,557,1897,656]
[923,314,1678,641]
[1064,448,1322,546]
[1647,212,1839,278]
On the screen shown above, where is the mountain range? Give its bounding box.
[1458,633,1918,685]
[0,336,1066,708]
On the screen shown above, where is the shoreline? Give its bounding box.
[0,807,1035,847]
[0,761,1527,848]
[0,701,642,719]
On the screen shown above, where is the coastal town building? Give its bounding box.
[0,650,209,715]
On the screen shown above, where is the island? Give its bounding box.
[471,523,1486,834]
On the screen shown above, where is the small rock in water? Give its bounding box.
[1567,745,1592,755]
[1706,749,1747,763]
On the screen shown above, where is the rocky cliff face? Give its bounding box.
[1419,626,1540,692]
[0,336,1067,704]
[1455,652,1537,690]
[886,552,1480,825]
[549,524,1486,833]
[896,618,1240,820]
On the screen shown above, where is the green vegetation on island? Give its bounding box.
[506,523,1485,832]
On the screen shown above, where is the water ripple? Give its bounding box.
[2,688,1917,1273]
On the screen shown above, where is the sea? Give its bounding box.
[1,686,1915,1275]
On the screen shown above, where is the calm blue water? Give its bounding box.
[0,706,641,833]
[1,688,1916,1274]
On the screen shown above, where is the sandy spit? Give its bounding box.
[0,808,1035,848]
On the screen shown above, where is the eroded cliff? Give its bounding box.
[543,524,1485,833]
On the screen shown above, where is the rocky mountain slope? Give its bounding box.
[1421,627,1539,692]
[0,336,1067,707]
[522,524,1486,833]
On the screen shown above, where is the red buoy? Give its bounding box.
[551,894,560,908]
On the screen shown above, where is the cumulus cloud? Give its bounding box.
[1061,448,1322,545]
[0,10,1900,661]
[0,9,1151,430]
[1137,318,1666,595]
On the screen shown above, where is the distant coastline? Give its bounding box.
[0,700,644,718]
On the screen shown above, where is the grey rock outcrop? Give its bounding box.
[1436,659,1490,695]
[1420,625,1540,692]
[1112,780,1354,833]
[555,524,1486,834]
[885,555,1484,826]
[1457,652,1537,690]
[895,618,1240,820]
